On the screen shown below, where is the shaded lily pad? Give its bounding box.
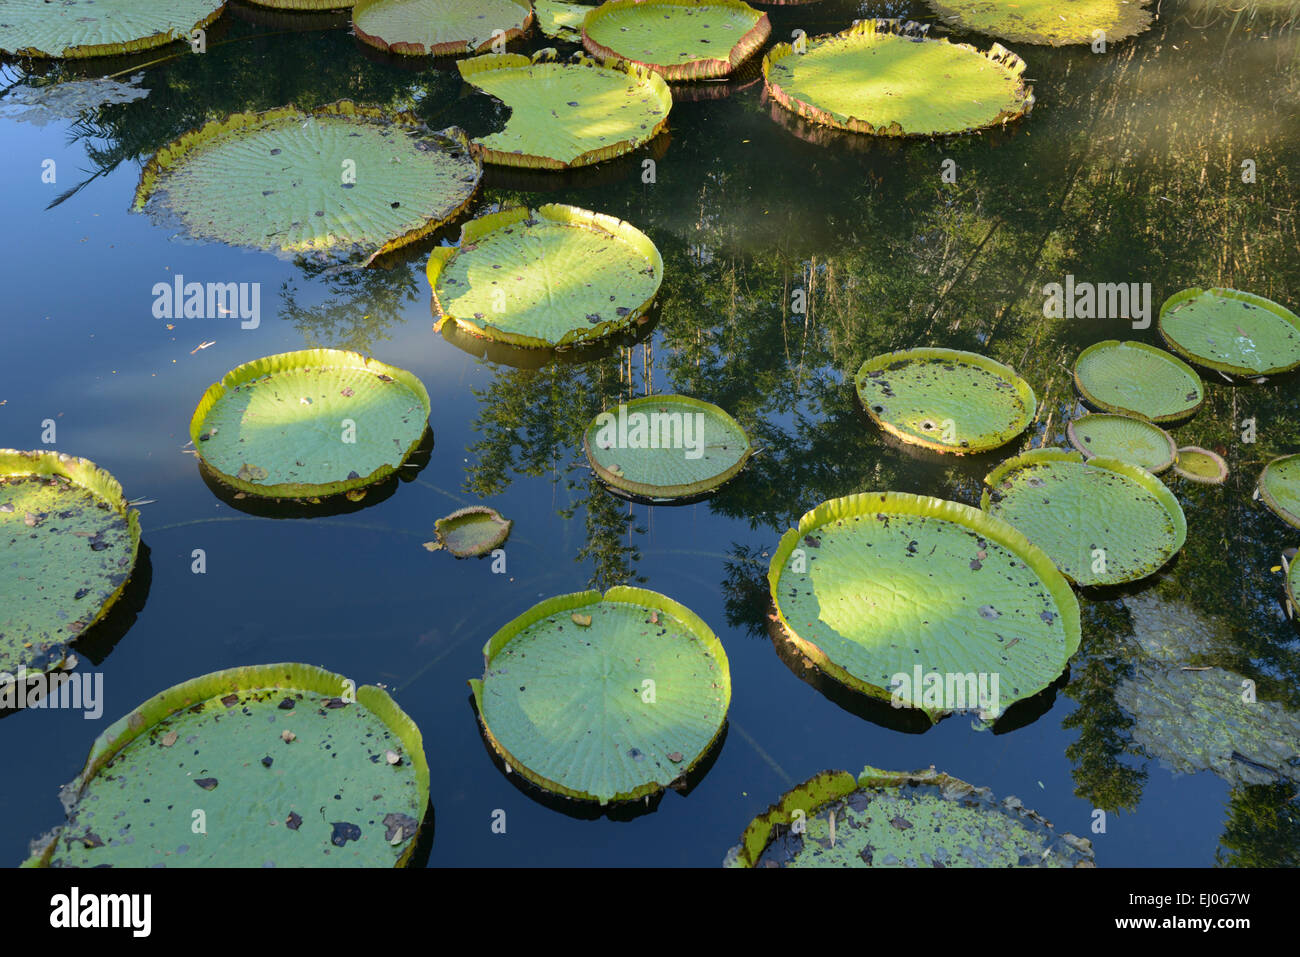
[725,766,1095,867]
[352,0,533,56]
[469,587,730,804]
[0,0,226,59]
[133,101,481,265]
[426,505,512,557]
[1066,413,1176,474]
[763,19,1034,138]
[457,51,672,169]
[1172,446,1228,484]
[981,448,1187,586]
[855,347,1036,455]
[534,0,593,41]
[924,0,1154,46]
[428,204,663,348]
[583,395,753,500]
[24,663,429,867]
[582,0,770,81]
[0,450,141,684]
[1072,340,1204,422]
[1259,454,1300,529]
[1158,287,1300,378]
[767,492,1081,723]
[190,349,431,499]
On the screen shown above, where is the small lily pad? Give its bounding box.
[1172,446,1228,484]
[1066,413,1177,474]
[428,506,512,558]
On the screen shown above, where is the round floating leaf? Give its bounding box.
[583,395,753,500]
[923,0,1153,46]
[763,19,1034,137]
[0,451,141,682]
[469,587,730,804]
[133,101,481,265]
[24,663,429,867]
[1173,446,1228,484]
[1259,454,1300,529]
[767,492,1081,723]
[1288,555,1300,615]
[981,448,1187,586]
[427,505,512,557]
[242,0,357,9]
[457,51,672,169]
[855,347,1036,454]
[190,349,431,499]
[1072,340,1204,422]
[725,766,1095,867]
[428,204,663,349]
[534,0,594,40]
[0,0,226,59]
[352,0,533,56]
[1158,287,1300,378]
[582,0,770,81]
[1065,413,1176,474]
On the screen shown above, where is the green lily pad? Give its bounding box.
[1287,556,1300,614]
[457,51,673,168]
[1158,287,1300,378]
[426,506,512,557]
[763,19,1034,137]
[242,0,357,8]
[855,347,1036,454]
[1259,454,1300,529]
[469,587,730,804]
[923,0,1154,46]
[582,0,770,81]
[190,349,431,499]
[352,0,533,56]
[1066,413,1176,474]
[767,492,1081,723]
[725,766,1095,867]
[133,102,481,265]
[981,448,1187,586]
[1,450,141,683]
[534,0,593,40]
[24,663,429,867]
[1172,446,1228,484]
[0,0,226,59]
[427,204,663,349]
[1072,340,1204,422]
[583,395,753,500]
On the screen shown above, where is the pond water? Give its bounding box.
[1,0,1297,867]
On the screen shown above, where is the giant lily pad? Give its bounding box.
[1,451,140,684]
[426,505,512,557]
[923,0,1153,46]
[1066,413,1176,474]
[243,0,357,8]
[763,19,1034,137]
[1259,454,1300,529]
[1158,287,1300,378]
[190,349,431,499]
[457,51,672,169]
[534,0,593,41]
[768,492,1081,723]
[133,102,481,265]
[582,0,770,81]
[428,205,663,349]
[352,0,533,56]
[980,448,1187,586]
[1072,340,1204,422]
[0,0,226,59]
[855,347,1036,455]
[1172,446,1228,484]
[24,663,429,867]
[725,766,1095,867]
[583,395,753,500]
[470,587,730,804]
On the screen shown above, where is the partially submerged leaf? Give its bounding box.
[534,0,594,41]
[430,505,513,558]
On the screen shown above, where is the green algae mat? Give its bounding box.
[582,0,770,81]
[0,0,226,59]
[924,0,1154,47]
[1066,413,1176,474]
[133,102,481,265]
[725,766,1095,867]
[1072,340,1204,422]
[855,347,1036,454]
[768,492,1080,723]
[1259,454,1300,529]
[763,19,1035,137]
[1172,446,1228,484]
[981,449,1186,586]
[470,587,730,804]
[583,395,753,500]
[425,505,512,557]
[458,52,672,168]
[1,451,140,682]
[352,0,533,56]
[190,349,430,499]
[428,205,663,349]
[1158,287,1300,378]
[25,663,429,867]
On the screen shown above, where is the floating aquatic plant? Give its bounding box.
[923,0,1154,47]
[352,0,534,56]
[1158,287,1300,378]
[425,506,512,557]
[0,0,227,59]
[1066,413,1177,474]
[582,0,770,81]
[534,0,595,41]
[1258,454,1300,529]
[1072,340,1204,422]
[1172,446,1228,484]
